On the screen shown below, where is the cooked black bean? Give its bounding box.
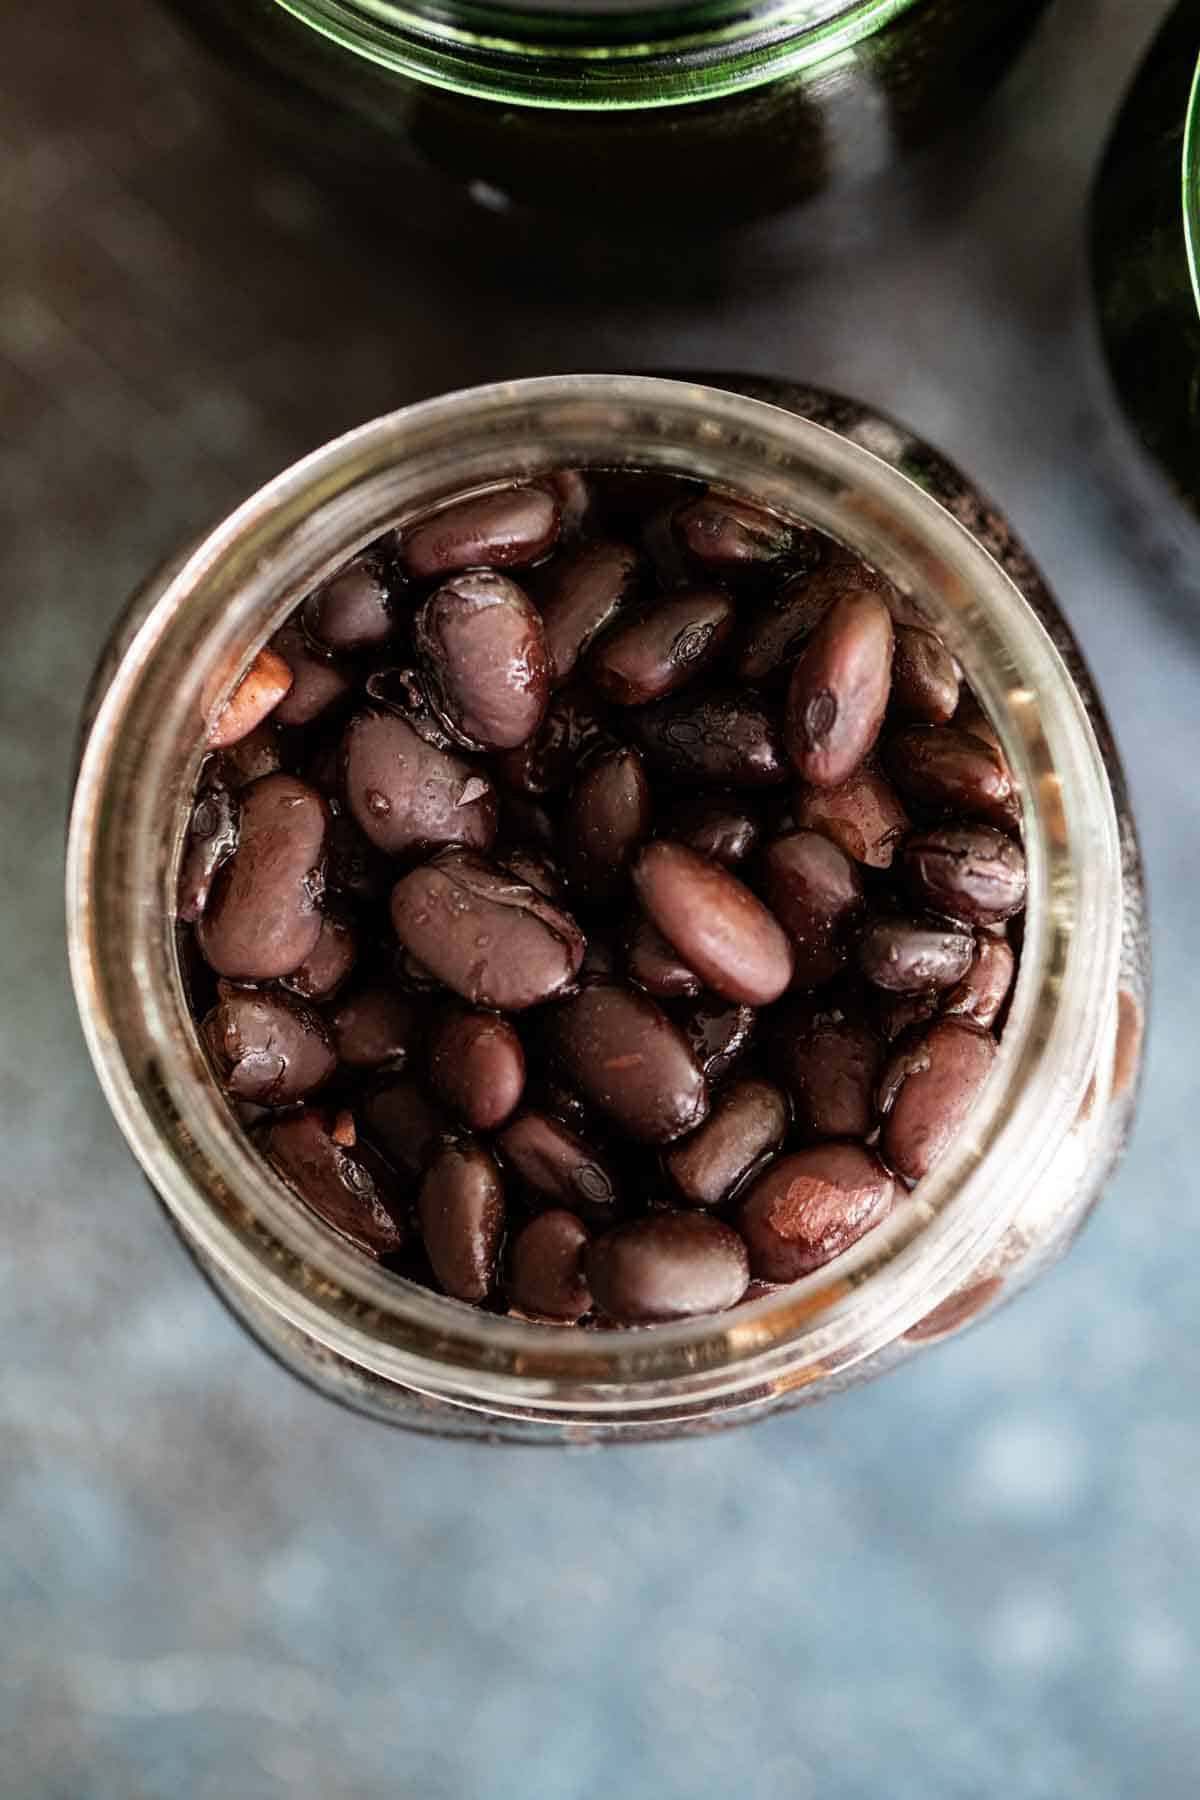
[679,997,757,1085]
[760,829,865,988]
[359,1075,446,1179]
[417,1137,506,1303]
[546,983,708,1144]
[196,773,328,980]
[302,551,395,654]
[587,586,736,706]
[673,792,760,867]
[565,747,653,902]
[785,590,894,787]
[857,916,975,994]
[497,845,564,900]
[768,1000,883,1139]
[890,625,960,724]
[625,915,703,999]
[736,1143,894,1281]
[673,490,808,582]
[536,539,641,686]
[508,1210,593,1321]
[414,569,550,752]
[901,824,1027,925]
[428,1007,525,1131]
[735,568,833,684]
[265,1106,406,1257]
[878,1017,998,1182]
[330,984,422,1071]
[280,910,358,1003]
[201,987,336,1107]
[885,725,1020,832]
[398,484,560,579]
[942,935,1016,1028]
[493,687,611,798]
[390,849,585,1010]
[208,646,294,748]
[270,621,353,728]
[631,689,788,787]
[663,1077,789,1208]
[496,1111,621,1220]
[341,707,498,860]
[633,841,793,1006]
[586,1212,748,1323]
[177,781,239,924]
[873,988,942,1043]
[793,761,909,869]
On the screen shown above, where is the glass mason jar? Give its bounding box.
[1092,1,1200,519]
[67,373,1147,1445]
[161,0,1052,281]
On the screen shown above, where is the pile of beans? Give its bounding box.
[178,468,1025,1327]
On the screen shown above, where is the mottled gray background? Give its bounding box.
[4,1,1200,1795]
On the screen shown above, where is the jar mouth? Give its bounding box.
[67,374,1121,1418]
[273,0,918,107]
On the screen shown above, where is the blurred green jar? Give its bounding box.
[1093,3,1200,516]
[164,0,1051,277]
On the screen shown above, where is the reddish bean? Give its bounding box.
[663,1077,790,1208]
[201,987,336,1107]
[736,1144,894,1282]
[281,910,359,1002]
[586,1212,748,1323]
[901,824,1027,926]
[546,982,709,1144]
[270,621,354,728]
[536,538,642,686]
[785,590,894,787]
[793,761,909,869]
[415,569,551,752]
[418,1137,506,1303]
[633,841,794,1006]
[341,707,497,861]
[672,490,809,582]
[398,484,560,579]
[890,625,960,723]
[208,646,294,748]
[942,935,1016,1028]
[428,1007,526,1131]
[857,917,974,994]
[565,747,653,901]
[587,586,735,706]
[508,1211,593,1322]
[759,830,865,987]
[625,915,703,999]
[885,725,1020,832]
[879,1017,998,1182]
[265,1106,406,1257]
[196,774,328,981]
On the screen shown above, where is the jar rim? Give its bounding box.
[66,373,1123,1420]
[272,0,920,108]
[1182,48,1200,322]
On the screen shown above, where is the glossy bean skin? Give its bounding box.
[496,1110,621,1220]
[793,761,909,870]
[302,550,395,654]
[672,490,808,583]
[673,792,760,867]
[679,998,757,1085]
[208,646,294,749]
[177,781,239,924]
[857,917,975,994]
[264,1106,406,1257]
[329,984,422,1071]
[417,1138,506,1303]
[201,988,336,1106]
[536,539,642,686]
[942,935,1016,1028]
[785,590,894,788]
[428,1007,525,1131]
[398,484,560,579]
[415,570,550,752]
[390,849,585,1010]
[736,1143,894,1282]
[890,625,960,723]
[633,841,794,1006]
[759,830,865,988]
[901,825,1027,925]
[663,1077,790,1208]
[496,845,564,900]
[508,1210,593,1321]
[493,688,610,798]
[565,747,653,901]
[546,983,709,1144]
[341,707,498,861]
[768,1000,883,1139]
[878,1017,998,1182]
[736,554,886,686]
[631,689,789,788]
[586,1212,749,1324]
[270,622,353,728]
[625,915,703,999]
[196,774,328,981]
[885,725,1020,832]
[587,586,735,706]
[359,1075,446,1179]
[281,910,358,1002]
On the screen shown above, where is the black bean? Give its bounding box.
[565,747,653,902]
[196,773,328,981]
[359,1076,446,1179]
[679,997,757,1085]
[177,780,239,925]
[625,914,703,999]
[672,490,809,583]
[878,1017,998,1182]
[633,841,793,1006]
[785,590,894,787]
[545,983,708,1144]
[330,984,422,1071]
[672,792,760,867]
[398,484,560,579]
[302,551,395,654]
[630,689,789,787]
[270,621,353,728]
[663,1077,789,1208]
[390,849,585,1010]
[341,707,498,861]
[901,824,1027,925]
[508,1210,593,1322]
[201,988,336,1107]
[759,829,865,988]
[587,586,736,706]
[793,761,909,869]
[415,569,550,752]
[496,1110,621,1220]
[418,1137,506,1303]
[942,935,1016,1028]
[208,646,294,748]
[890,625,960,724]
[493,688,611,798]
[496,845,564,900]
[281,910,359,1003]
[536,538,641,686]
[265,1106,406,1257]
[767,999,883,1139]
[586,1212,748,1323]
[885,725,1020,832]
[428,1006,525,1131]
[736,1144,894,1282]
[857,917,975,994]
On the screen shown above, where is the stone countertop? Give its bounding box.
[3,1,1199,1795]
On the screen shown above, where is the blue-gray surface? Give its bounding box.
[4,1,1200,1795]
